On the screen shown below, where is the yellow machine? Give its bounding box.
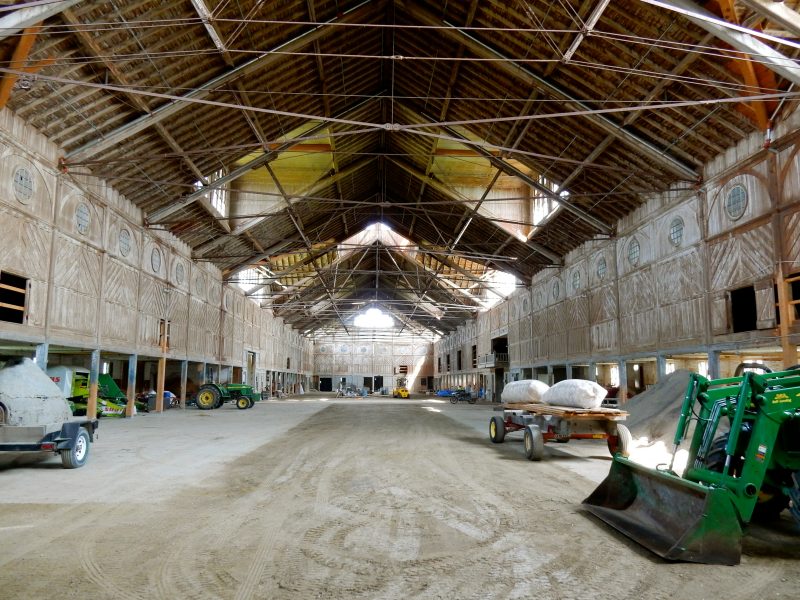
[392,377,409,398]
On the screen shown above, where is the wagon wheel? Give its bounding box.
[489,416,505,444]
[524,425,544,461]
[607,423,632,457]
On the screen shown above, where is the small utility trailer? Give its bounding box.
[489,402,630,461]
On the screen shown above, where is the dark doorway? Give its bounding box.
[494,368,504,402]
[730,285,757,332]
[374,375,383,390]
[363,376,373,391]
[320,377,332,392]
[491,337,508,354]
[553,365,567,383]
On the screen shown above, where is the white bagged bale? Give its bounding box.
[542,379,607,409]
[501,379,549,404]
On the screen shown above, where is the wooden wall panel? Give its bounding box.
[168,292,189,353]
[618,268,655,316]
[0,207,50,279]
[188,299,206,355]
[655,250,705,305]
[589,286,616,323]
[708,223,774,291]
[49,235,101,336]
[783,208,800,270]
[591,320,617,352]
[104,258,138,309]
[659,297,706,344]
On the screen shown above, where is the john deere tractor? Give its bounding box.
[584,368,800,565]
[195,383,259,410]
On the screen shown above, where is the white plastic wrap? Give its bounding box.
[542,379,607,409]
[501,379,550,404]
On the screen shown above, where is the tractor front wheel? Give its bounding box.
[236,396,250,410]
[196,385,221,410]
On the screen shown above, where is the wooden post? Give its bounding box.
[179,359,188,408]
[776,261,799,368]
[87,349,100,418]
[708,349,720,379]
[656,354,667,380]
[156,320,167,412]
[125,354,137,417]
[618,359,628,403]
[34,342,48,371]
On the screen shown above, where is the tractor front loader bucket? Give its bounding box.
[583,457,743,565]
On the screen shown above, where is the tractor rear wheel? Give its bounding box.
[196,385,220,410]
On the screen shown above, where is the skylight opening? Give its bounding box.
[354,307,394,328]
[194,167,228,218]
[236,267,263,293]
[480,270,518,311]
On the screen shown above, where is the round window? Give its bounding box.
[150,247,162,273]
[668,217,684,247]
[597,256,607,280]
[175,261,185,285]
[572,270,581,291]
[628,237,641,267]
[119,228,132,257]
[194,276,205,297]
[75,202,91,235]
[552,280,560,300]
[13,167,34,204]
[725,184,747,220]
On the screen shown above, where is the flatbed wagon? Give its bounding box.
[489,402,631,461]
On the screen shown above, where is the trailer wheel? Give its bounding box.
[607,423,632,457]
[489,416,506,443]
[61,427,90,469]
[524,425,544,461]
[236,396,250,410]
[196,385,220,410]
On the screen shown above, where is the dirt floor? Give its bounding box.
[1,396,799,599]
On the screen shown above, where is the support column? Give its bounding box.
[707,349,720,379]
[546,365,554,386]
[656,354,667,381]
[34,342,48,371]
[125,354,137,417]
[565,364,573,380]
[179,359,188,408]
[618,359,628,403]
[776,262,799,368]
[87,349,100,418]
[588,361,597,382]
[155,321,167,412]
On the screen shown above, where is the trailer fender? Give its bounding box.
[54,420,98,450]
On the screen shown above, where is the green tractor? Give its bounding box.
[195,382,259,410]
[584,368,800,565]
